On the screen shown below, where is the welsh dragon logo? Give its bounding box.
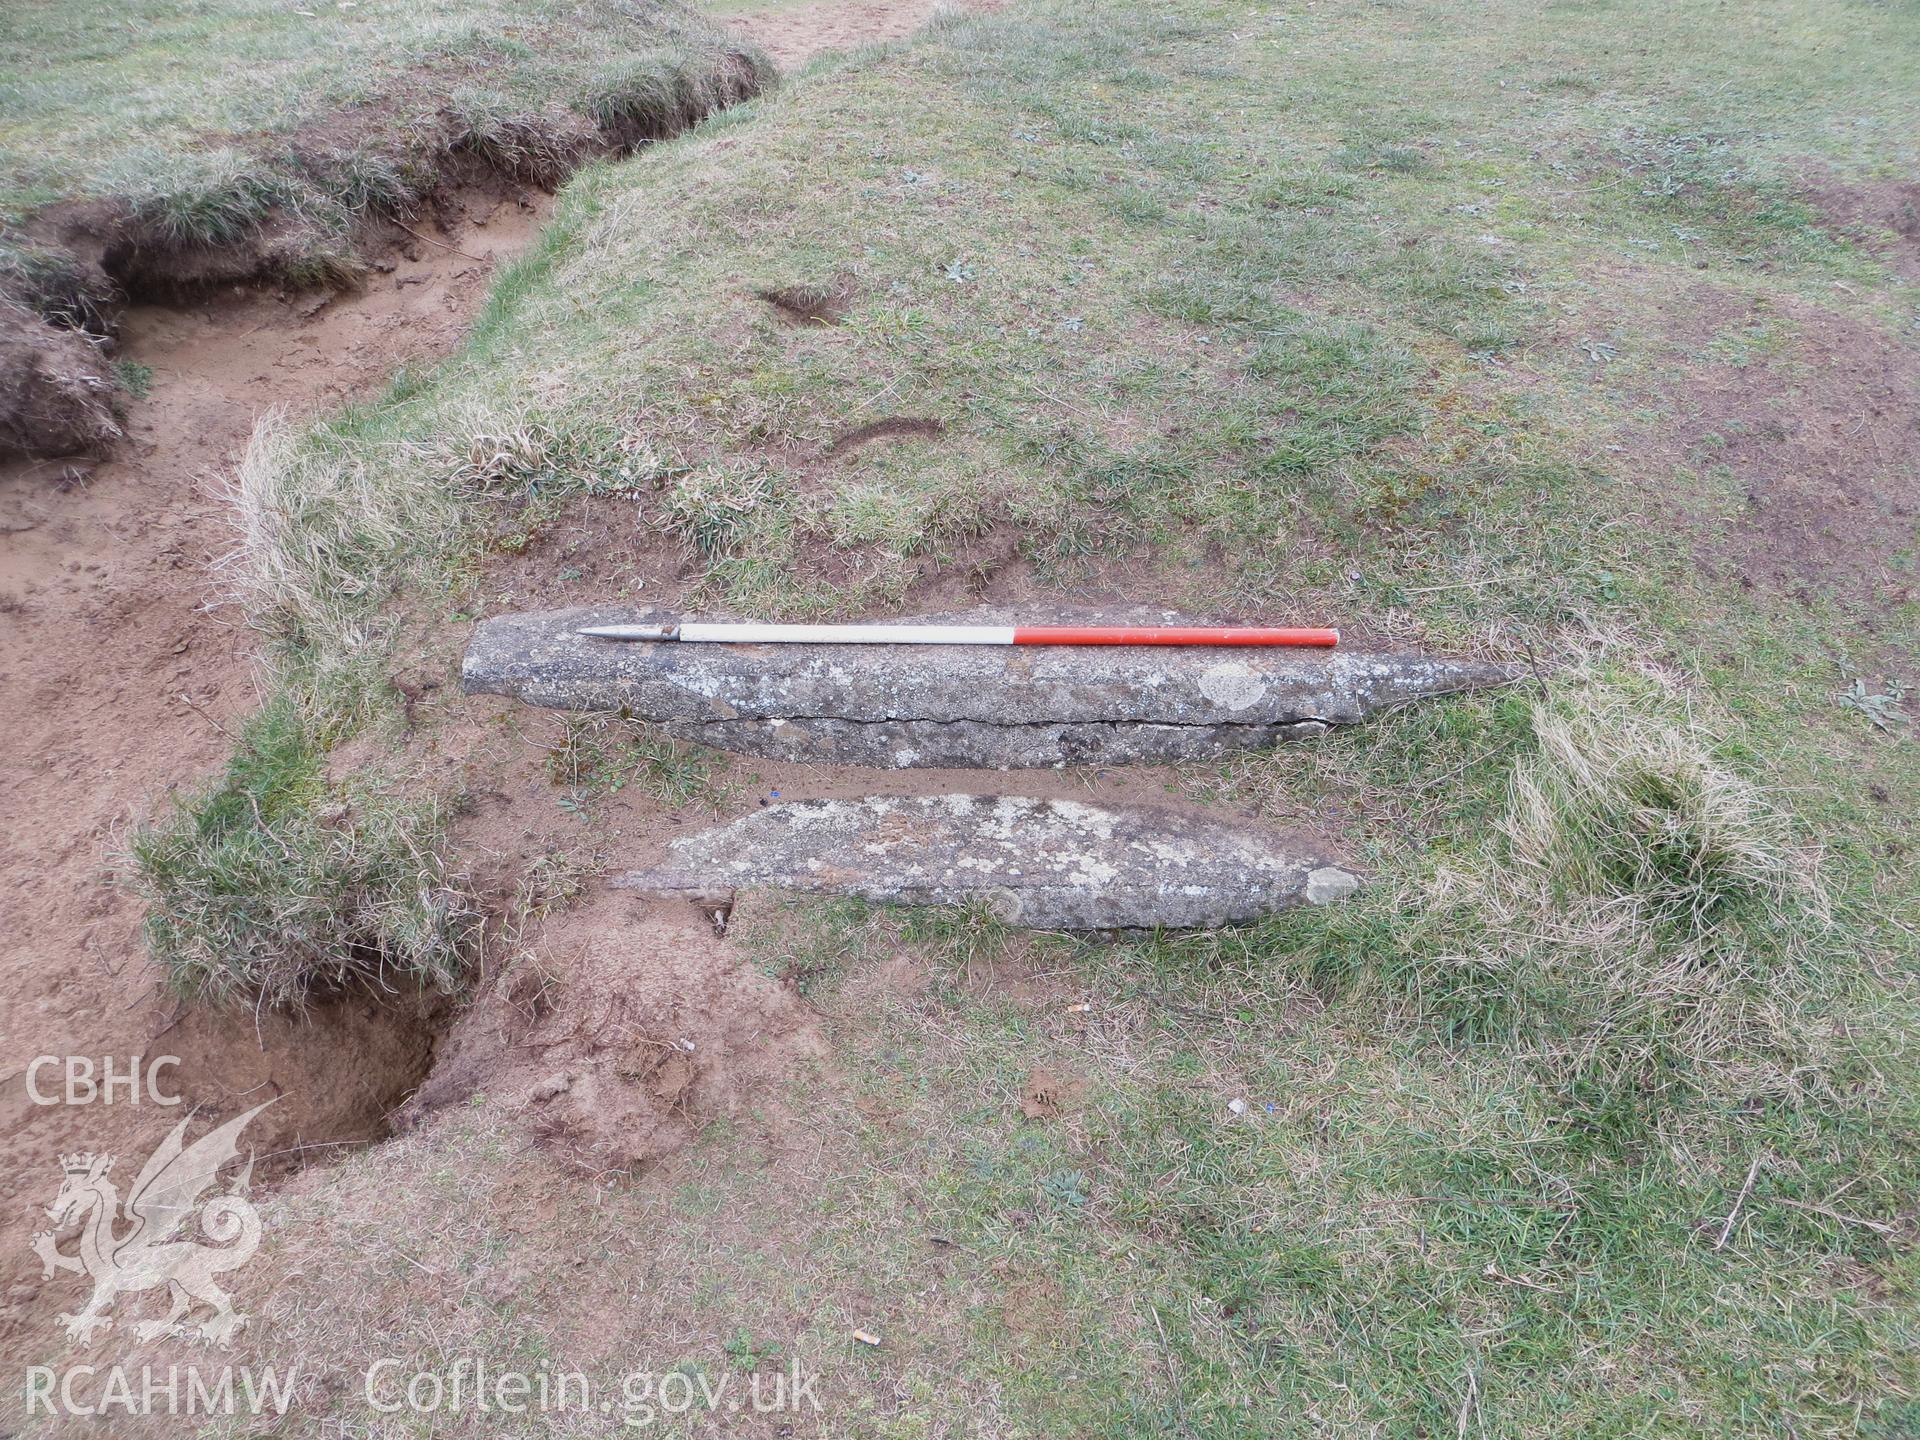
[31,1101,272,1345]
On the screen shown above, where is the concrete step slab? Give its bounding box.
[463,607,1521,769]
[614,794,1360,930]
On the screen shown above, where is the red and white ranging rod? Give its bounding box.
[577,621,1339,647]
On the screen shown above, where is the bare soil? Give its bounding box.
[726,0,1001,67]
[1613,275,1920,619]
[1019,1064,1086,1119]
[0,317,120,456]
[400,892,826,1178]
[1797,169,1920,280]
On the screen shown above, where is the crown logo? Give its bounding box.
[59,1153,109,1176]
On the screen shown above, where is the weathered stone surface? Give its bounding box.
[463,607,1520,769]
[662,716,1336,767]
[614,794,1360,930]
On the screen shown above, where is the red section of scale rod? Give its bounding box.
[1009,626,1339,647]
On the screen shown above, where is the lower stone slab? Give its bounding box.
[614,794,1361,930]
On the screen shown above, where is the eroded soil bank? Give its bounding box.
[0,194,545,1352]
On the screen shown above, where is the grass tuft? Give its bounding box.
[1488,682,1833,1113]
[113,147,293,249]
[579,43,776,146]
[1255,674,1834,1108]
[448,89,584,186]
[0,237,111,329]
[660,459,779,559]
[1508,687,1821,945]
[222,410,461,711]
[126,700,480,1009]
[580,52,702,140]
[316,145,430,218]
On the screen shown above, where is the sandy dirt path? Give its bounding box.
[728,0,992,67]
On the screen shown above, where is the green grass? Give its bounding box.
[109,357,153,400]
[223,0,1915,689]
[126,0,1920,1432]
[126,698,480,1008]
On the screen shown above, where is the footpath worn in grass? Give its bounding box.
[182,0,1917,1433]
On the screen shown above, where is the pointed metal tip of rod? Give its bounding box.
[577,624,679,641]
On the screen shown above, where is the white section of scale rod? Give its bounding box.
[677,623,1017,645]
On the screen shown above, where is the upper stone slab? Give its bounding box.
[462,607,1521,768]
